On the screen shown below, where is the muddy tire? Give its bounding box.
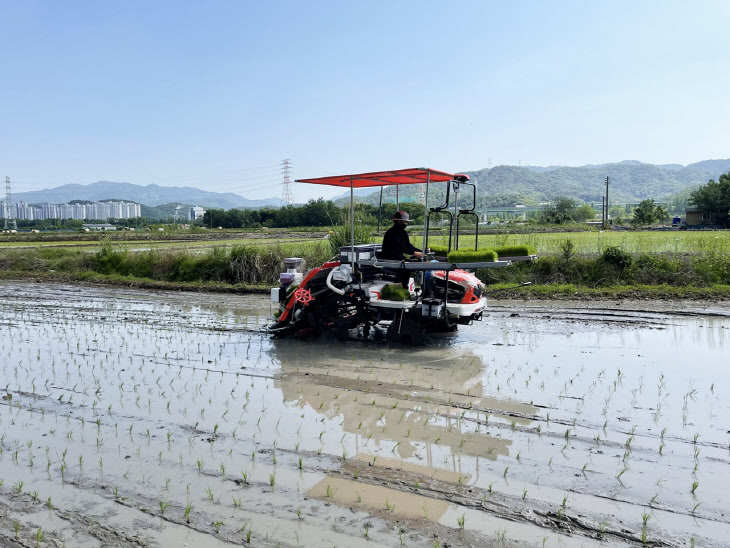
[386,317,427,346]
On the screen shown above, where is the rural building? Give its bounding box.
[82,223,117,231]
[685,207,729,228]
[188,206,205,221]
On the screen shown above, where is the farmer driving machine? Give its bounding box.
[268,168,512,344]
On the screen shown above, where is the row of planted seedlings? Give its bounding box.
[1,291,728,546]
[0,294,469,546]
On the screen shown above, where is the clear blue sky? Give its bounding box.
[1,1,728,202]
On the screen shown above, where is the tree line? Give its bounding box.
[201,199,426,229]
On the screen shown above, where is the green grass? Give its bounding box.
[486,282,730,299]
[7,228,730,255]
[3,229,730,298]
[0,241,332,286]
[420,230,730,255]
[0,236,326,251]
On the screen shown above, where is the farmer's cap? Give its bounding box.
[392,211,413,222]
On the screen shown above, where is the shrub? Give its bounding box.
[328,223,374,256]
[560,239,575,262]
[601,246,632,269]
[692,253,730,285]
[632,254,684,285]
[93,241,131,275]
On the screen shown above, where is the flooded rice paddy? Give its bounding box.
[0,281,729,547]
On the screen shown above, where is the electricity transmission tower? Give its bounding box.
[4,176,16,231]
[281,159,293,206]
[418,182,426,207]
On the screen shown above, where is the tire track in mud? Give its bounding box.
[328,458,678,547]
[270,369,730,545]
[1,390,478,547]
[0,388,653,548]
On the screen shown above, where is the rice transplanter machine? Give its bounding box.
[268,168,511,344]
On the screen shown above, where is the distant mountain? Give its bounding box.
[332,188,379,200]
[356,159,730,207]
[14,181,280,209]
[685,159,730,174]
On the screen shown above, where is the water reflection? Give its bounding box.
[268,339,539,470]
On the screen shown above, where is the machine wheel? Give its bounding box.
[386,315,427,346]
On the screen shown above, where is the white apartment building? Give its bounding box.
[0,201,142,221]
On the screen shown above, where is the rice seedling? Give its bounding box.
[641,511,651,526]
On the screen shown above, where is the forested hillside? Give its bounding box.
[358,160,730,207]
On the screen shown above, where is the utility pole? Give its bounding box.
[604,176,610,229]
[5,176,17,231]
[281,159,293,206]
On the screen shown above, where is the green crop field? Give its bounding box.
[421,230,730,255]
[3,229,730,257]
[0,236,325,251]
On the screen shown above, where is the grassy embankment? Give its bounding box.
[0,240,333,293]
[424,231,730,298]
[1,230,729,298]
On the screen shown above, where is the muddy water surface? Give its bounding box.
[0,282,728,547]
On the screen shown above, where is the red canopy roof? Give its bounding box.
[296,168,456,188]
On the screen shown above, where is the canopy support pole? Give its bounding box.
[377,186,383,232]
[421,170,431,288]
[421,170,431,255]
[396,183,399,210]
[350,177,355,270]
